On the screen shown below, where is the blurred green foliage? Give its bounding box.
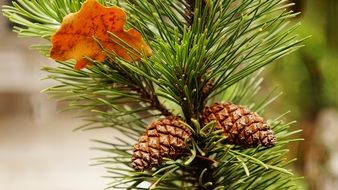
[265,1,338,189]
[267,0,338,120]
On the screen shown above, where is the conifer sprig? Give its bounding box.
[2,0,304,189]
[123,0,303,122]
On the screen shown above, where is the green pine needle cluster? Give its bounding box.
[2,0,304,189]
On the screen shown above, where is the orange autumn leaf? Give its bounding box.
[50,0,152,70]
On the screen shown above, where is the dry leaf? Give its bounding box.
[50,0,152,70]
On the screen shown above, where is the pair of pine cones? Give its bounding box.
[132,102,276,171]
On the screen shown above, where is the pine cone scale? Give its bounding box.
[149,136,159,148]
[148,129,159,137]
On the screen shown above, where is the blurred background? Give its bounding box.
[0,1,112,189]
[0,0,337,190]
[266,0,338,189]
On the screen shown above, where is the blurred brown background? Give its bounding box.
[0,1,114,189]
[267,0,338,189]
[0,0,337,190]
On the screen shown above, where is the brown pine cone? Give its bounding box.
[132,116,192,171]
[202,102,276,147]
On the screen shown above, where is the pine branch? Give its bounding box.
[3,0,304,189]
[96,102,301,189]
[131,83,172,117]
[184,0,209,26]
[97,72,301,189]
[184,0,195,25]
[124,0,303,124]
[43,58,173,124]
